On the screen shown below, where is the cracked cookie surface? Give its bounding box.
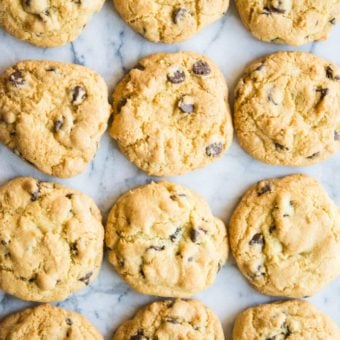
[0,60,110,178]
[0,0,105,47]
[113,0,229,43]
[234,51,340,166]
[229,174,340,298]
[110,52,233,176]
[113,299,224,340]
[105,181,228,298]
[235,0,340,45]
[232,300,340,340]
[0,177,104,302]
[0,304,103,340]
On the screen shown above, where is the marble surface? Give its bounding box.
[0,1,339,338]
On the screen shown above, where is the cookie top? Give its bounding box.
[0,60,110,178]
[113,0,229,43]
[0,177,104,302]
[234,51,340,166]
[236,0,340,46]
[229,174,340,297]
[0,0,105,47]
[0,304,103,340]
[105,181,228,298]
[232,300,340,340]
[113,299,225,340]
[110,52,233,176]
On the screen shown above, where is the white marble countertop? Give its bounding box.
[0,1,339,339]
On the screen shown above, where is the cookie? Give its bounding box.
[235,0,340,46]
[113,299,224,340]
[0,177,104,302]
[232,300,340,340]
[229,174,340,298]
[105,181,228,298]
[0,304,103,339]
[0,60,111,178]
[110,52,233,176]
[113,0,230,43]
[0,0,105,47]
[234,51,340,166]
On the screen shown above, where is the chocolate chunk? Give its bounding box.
[172,8,188,24]
[192,61,211,76]
[79,272,92,285]
[257,184,271,196]
[249,233,265,246]
[275,143,288,151]
[66,318,73,326]
[133,63,145,71]
[130,330,148,340]
[54,119,63,132]
[71,86,87,105]
[66,193,73,199]
[316,87,328,102]
[9,70,25,86]
[307,152,319,159]
[167,69,186,84]
[117,97,128,113]
[178,95,194,113]
[148,245,165,251]
[190,228,199,243]
[335,131,340,141]
[263,6,285,15]
[206,143,223,157]
[170,227,181,242]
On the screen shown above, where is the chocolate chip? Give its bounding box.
[275,143,288,151]
[148,245,165,251]
[46,67,57,72]
[262,6,285,15]
[130,330,148,340]
[79,272,92,285]
[66,318,73,326]
[307,152,319,159]
[167,69,186,84]
[257,184,271,196]
[54,119,63,132]
[190,228,199,243]
[139,268,145,278]
[117,97,128,113]
[326,65,340,81]
[165,317,180,324]
[66,193,73,199]
[206,143,223,157]
[9,70,25,86]
[330,18,336,25]
[71,86,87,105]
[316,87,328,102]
[133,63,145,71]
[249,233,265,246]
[31,183,41,202]
[70,242,78,256]
[192,61,211,76]
[1,240,7,246]
[170,193,186,200]
[178,95,194,113]
[170,227,181,242]
[172,8,188,24]
[269,225,276,234]
[335,131,340,141]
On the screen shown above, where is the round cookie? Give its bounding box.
[105,181,228,298]
[229,174,340,298]
[110,52,233,176]
[0,177,104,302]
[232,300,340,339]
[0,0,105,47]
[113,0,230,43]
[0,304,103,339]
[0,60,111,178]
[113,299,225,340]
[234,51,340,166]
[235,0,340,46]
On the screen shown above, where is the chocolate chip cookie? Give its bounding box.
[234,51,340,166]
[0,0,105,47]
[0,177,104,302]
[236,0,340,45]
[105,181,228,298]
[110,52,233,176]
[232,300,340,339]
[229,174,340,297]
[0,60,111,178]
[0,304,103,339]
[113,0,230,43]
[113,299,225,340]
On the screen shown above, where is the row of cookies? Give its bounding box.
[0,174,339,303]
[0,1,339,46]
[0,299,339,338]
[1,51,339,178]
